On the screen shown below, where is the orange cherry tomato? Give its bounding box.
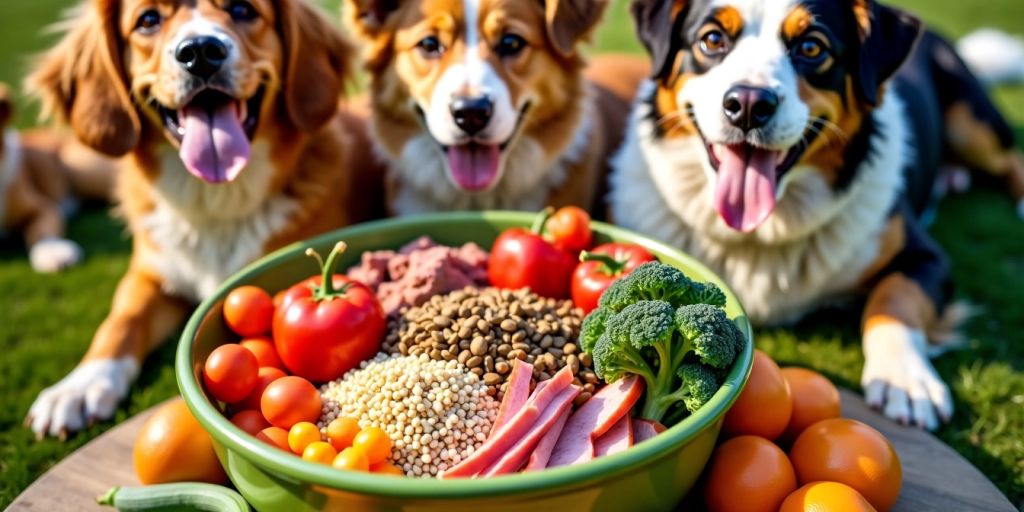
[353,427,392,464]
[203,344,259,403]
[302,441,338,465]
[255,426,291,451]
[370,461,405,476]
[261,376,322,429]
[288,422,323,455]
[230,409,270,435]
[545,206,592,253]
[332,447,370,471]
[223,285,275,337]
[240,336,285,370]
[237,366,287,411]
[134,399,227,485]
[326,417,361,451]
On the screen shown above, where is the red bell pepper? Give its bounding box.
[570,242,657,313]
[488,208,578,299]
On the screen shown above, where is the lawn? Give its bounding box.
[1,0,1022,508]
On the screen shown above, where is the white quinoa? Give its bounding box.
[318,352,499,477]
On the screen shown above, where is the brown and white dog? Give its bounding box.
[25,0,382,438]
[611,0,1024,429]
[342,0,641,215]
[0,85,116,273]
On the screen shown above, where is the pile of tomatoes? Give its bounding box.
[488,206,656,311]
[702,350,902,512]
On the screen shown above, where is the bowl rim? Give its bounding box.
[176,211,754,499]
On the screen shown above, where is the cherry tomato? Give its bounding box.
[370,461,404,476]
[223,286,274,337]
[240,336,285,370]
[273,242,385,382]
[326,417,361,451]
[488,208,577,299]
[255,426,290,451]
[333,447,370,471]
[571,243,657,313]
[353,427,392,464]
[230,409,270,435]
[236,366,287,411]
[288,422,323,455]
[261,376,322,429]
[302,441,338,465]
[203,344,259,403]
[545,206,592,253]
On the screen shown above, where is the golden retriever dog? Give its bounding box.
[25,0,382,439]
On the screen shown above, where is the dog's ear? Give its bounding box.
[0,84,12,129]
[852,0,922,106]
[277,0,354,131]
[341,0,400,71]
[544,0,608,57]
[27,0,139,156]
[630,0,688,80]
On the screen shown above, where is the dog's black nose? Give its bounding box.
[450,96,494,135]
[175,36,229,80]
[723,85,779,131]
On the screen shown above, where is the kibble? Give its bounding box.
[382,287,591,399]
[318,353,498,477]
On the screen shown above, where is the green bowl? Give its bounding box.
[176,211,753,512]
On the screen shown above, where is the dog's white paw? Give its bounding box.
[26,357,138,440]
[861,323,953,431]
[29,237,83,273]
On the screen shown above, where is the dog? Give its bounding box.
[610,0,1024,430]
[0,84,116,273]
[25,0,383,439]
[342,0,642,215]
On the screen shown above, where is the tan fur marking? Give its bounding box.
[782,5,813,41]
[796,77,867,186]
[852,0,871,41]
[714,6,744,38]
[863,273,936,333]
[945,102,1024,201]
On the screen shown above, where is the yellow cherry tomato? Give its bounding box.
[301,441,337,465]
[332,447,370,471]
[326,417,361,451]
[353,427,392,465]
[288,422,322,455]
[370,461,405,476]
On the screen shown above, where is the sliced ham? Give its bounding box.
[632,418,666,445]
[481,384,581,476]
[440,366,574,478]
[547,375,644,468]
[594,415,633,457]
[524,405,571,471]
[489,359,533,438]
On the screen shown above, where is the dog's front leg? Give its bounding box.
[26,265,188,439]
[860,273,953,431]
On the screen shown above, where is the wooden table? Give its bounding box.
[8,391,1016,511]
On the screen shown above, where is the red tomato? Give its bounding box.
[488,208,577,299]
[261,376,322,429]
[240,336,285,370]
[203,344,259,403]
[273,242,385,382]
[571,243,657,313]
[236,366,287,411]
[255,426,291,451]
[545,206,592,253]
[223,286,274,337]
[230,409,270,435]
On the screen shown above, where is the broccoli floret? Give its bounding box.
[592,333,652,384]
[676,363,721,413]
[621,262,696,305]
[596,277,635,312]
[682,281,728,307]
[606,300,676,350]
[674,304,743,369]
[579,306,612,353]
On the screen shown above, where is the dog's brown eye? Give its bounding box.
[135,9,162,34]
[798,39,822,59]
[495,34,527,57]
[227,0,258,22]
[699,29,729,56]
[417,36,443,58]
[792,35,829,66]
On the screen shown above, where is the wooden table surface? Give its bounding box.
[8,391,1016,511]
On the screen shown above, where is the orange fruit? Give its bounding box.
[779,481,877,512]
[370,461,405,476]
[790,418,901,511]
[723,350,793,440]
[326,417,361,451]
[256,426,291,451]
[288,422,323,455]
[352,427,393,464]
[134,398,227,485]
[704,435,797,512]
[302,441,338,464]
[333,447,371,471]
[780,367,841,442]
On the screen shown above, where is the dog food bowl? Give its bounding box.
[176,211,754,512]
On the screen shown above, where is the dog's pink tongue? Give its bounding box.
[179,103,250,184]
[446,144,501,191]
[713,143,779,232]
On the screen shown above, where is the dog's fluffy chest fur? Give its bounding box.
[139,143,297,302]
[610,83,910,324]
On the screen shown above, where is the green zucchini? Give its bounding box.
[97,483,250,512]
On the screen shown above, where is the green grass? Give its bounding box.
[0,0,1022,508]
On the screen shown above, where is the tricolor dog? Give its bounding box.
[25,0,383,438]
[342,0,643,215]
[611,0,1024,429]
